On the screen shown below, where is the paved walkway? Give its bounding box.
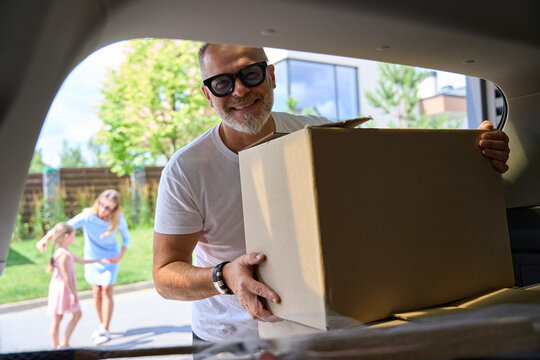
[0,281,193,355]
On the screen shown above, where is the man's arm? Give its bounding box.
[152,231,281,321]
[478,120,510,173]
[153,231,214,300]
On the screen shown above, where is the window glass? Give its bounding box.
[289,60,337,120]
[335,66,358,120]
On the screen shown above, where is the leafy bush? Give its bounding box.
[72,185,97,215]
[31,193,45,238]
[119,179,157,228]
[12,201,32,241]
[42,185,67,232]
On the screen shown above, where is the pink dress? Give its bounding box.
[47,247,81,315]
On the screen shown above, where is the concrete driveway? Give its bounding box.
[0,281,192,355]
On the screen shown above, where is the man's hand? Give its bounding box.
[223,252,281,322]
[477,120,510,173]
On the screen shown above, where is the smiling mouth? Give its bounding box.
[231,99,258,110]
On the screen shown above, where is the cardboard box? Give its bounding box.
[239,120,515,335]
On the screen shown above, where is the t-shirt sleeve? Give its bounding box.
[67,211,88,230]
[154,165,204,235]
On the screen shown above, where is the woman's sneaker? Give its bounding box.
[92,324,107,339]
[94,330,111,345]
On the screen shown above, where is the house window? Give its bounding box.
[273,59,359,121]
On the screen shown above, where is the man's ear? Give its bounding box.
[201,85,214,108]
[268,64,276,89]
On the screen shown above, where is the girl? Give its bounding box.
[46,222,109,349]
[38,189,130,345]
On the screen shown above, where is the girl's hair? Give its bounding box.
[47,222,75,273]
[86,189,123,238]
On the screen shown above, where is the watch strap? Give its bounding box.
[213,261,233,295]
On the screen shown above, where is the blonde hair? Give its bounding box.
[87,189,123,238]
[47,222,75,273]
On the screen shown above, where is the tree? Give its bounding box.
[409,113,464,129]
[29,149,50,173]
[285,95,319,116]
[59,140,88,167]
[86,136,109,167]
[365,63,463,129]
[285,95,298,112]
[96,39,219,175]
[365,63,428,128]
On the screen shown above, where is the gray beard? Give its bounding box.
[217,92,274,135]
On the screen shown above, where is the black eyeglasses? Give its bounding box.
[203,62,268,97]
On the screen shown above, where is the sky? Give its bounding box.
[35,42,466,166]
[35,41,128,166]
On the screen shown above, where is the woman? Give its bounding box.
[37,189,130,345]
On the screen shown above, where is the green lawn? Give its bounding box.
[0,226,154,304]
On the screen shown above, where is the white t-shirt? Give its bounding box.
[154,112,329,342]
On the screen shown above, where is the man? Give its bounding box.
[153,43,510,343]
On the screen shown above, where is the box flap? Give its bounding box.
[393,306,470,322]
[394,286,540,321]
[245,132,289,149]
[244,116,373,149]
[313,116,372,129]
[454,287,540,309]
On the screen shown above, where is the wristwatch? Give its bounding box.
[212,261,233,295]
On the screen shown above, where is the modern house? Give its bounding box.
[266,48,505,129]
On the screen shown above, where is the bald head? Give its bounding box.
[198,43,268,80]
